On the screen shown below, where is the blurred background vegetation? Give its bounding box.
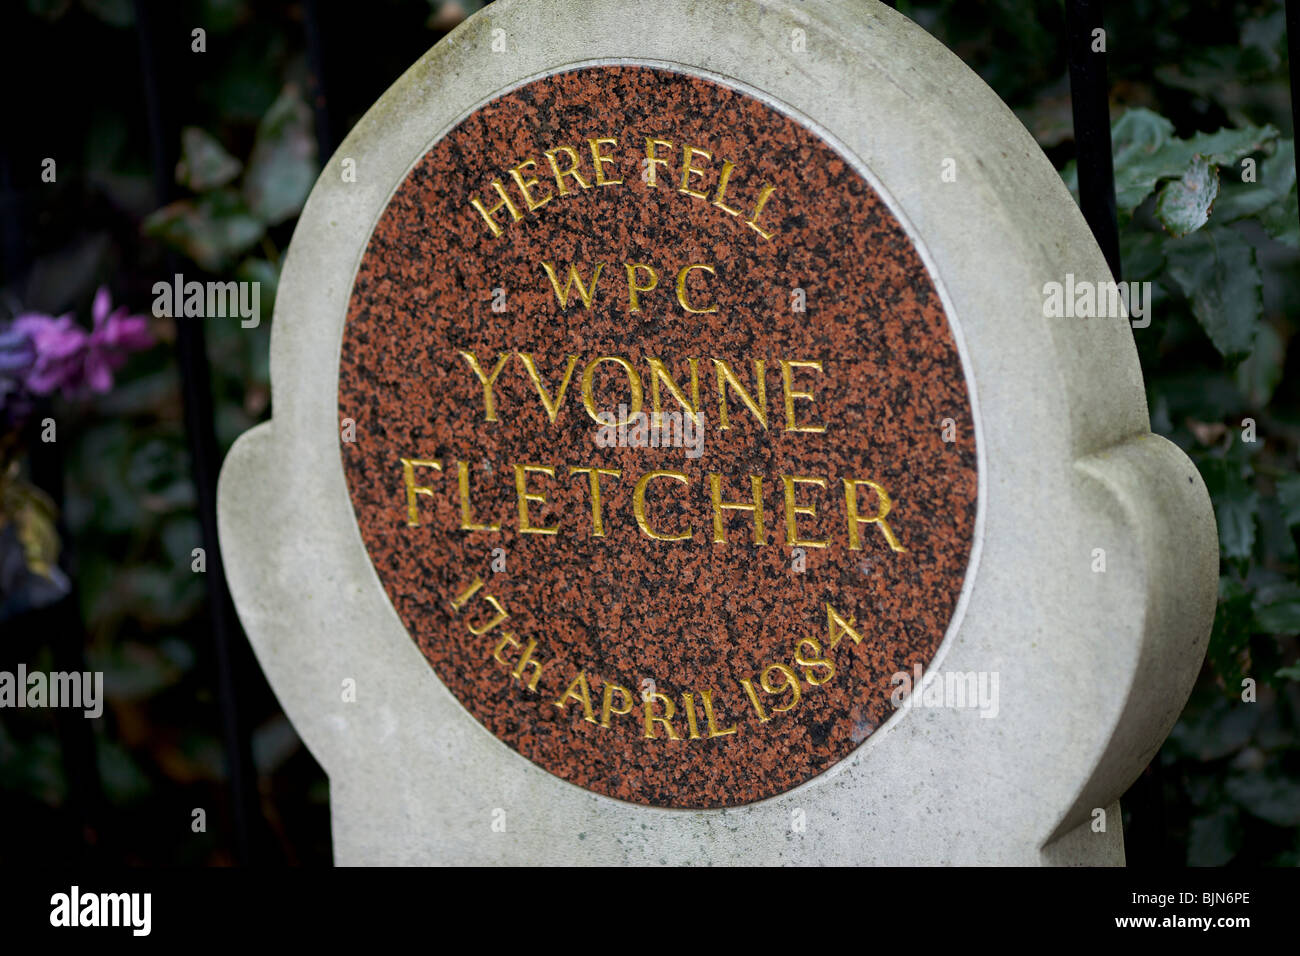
[0,0,1296,866]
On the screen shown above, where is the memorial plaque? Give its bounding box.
[337,65,977,808]
[219,0,1219,864]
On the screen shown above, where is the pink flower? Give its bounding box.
[11,312,87,396]
[11,287,153,398]
[85,286,153,393]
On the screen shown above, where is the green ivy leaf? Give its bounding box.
[1120,229,1166,280]
[1182,124,1281,167]
[1276,474,1300,527]
[80,0,133,27]
[1225,774,1300,827]
[175,126,242,192]
[142,189,265,272]
[25,0,71,20]
[1165,228,1262,359]
[1255,596,1300,635]
[1106,108,1277,213]
[96,738,151,806]
[1200,457,1259,562]
[1106,108,1175,210]
[235,257,279,314]
[243,84,318,226]
[1188,805,1241,867]
[1208,577,1254,687]
[1235,322,1285,407]
[1217,139,1298,248]
[1168,689,1258,759]
[1155,155,1219,237]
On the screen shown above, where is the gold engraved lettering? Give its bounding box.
[625,263,658,313]
[843,478,907,552]
[680,692,702,739]
[710,160,744,217]
[678,145,712,199]
[761,663,801,713]
[569,466,621,537]
[545,145,592,195]
[588,137,623,186]
[713,359,767,430]
[541,261,604,310]
[739,677,770,722]
[456,460,501,532]
[555,671,598,723]
[469,179,522,237]
[647,357,701,416]
[510,637,545,692]
[449,576,484,611]
[710,474,765,545]
[633,470,692,542]
[600,682,635,727]
[399,457,442,527]
[795,637,835,686]
[450,577,509,635]
[781,475,828,549]
[746,183,778,240]
[513,463,559,535]
[581,355,643,424]
[825,602,865,650]
[517,353,578,423]
[492,630,519,664]
[701,688,737,737]
[675,264,718,314]
[508,158,552,212]
[779,360,826,433]
[644,138,673,188]
[643,692,681,740]
[457,350,510,422]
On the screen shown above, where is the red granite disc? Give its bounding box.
[338,64,978,808]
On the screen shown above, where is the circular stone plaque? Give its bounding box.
[339,64,977,808]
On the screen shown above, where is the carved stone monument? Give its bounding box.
[218,0,1218,864]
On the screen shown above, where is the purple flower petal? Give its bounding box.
[92,286,111,329]
[81,351,114,394]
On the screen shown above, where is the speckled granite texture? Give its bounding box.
[338,65,976,808]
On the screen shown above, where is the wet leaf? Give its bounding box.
[1155,155,1218,237]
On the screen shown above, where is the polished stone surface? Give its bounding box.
[338,66,977,807]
